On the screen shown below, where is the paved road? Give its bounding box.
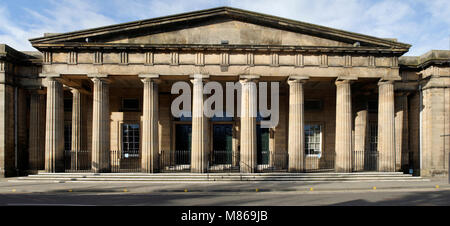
[1,178,449,206]
[1,189,450,206]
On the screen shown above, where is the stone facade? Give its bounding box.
[0,7,449,177]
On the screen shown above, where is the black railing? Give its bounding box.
[256,152,289,173]
[111,150,141,173]
[160,150,191,172]
[208,150,240,173]
[64,150,92,173]
[60,149,397,174]
[352,150,379,172]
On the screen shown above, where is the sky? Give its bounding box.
[0,0,449,56]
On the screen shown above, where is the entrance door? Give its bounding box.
[175,124,192,164]
[257,125,270,165]
[212,124,233,164]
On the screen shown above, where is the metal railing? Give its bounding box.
[64,150,142,173]
[64,150,92,173]
[352,150,378,172]
[365,151,379,171]
[256,152,289,173]
[60,149,409,174]
[304,152,335,173]
[208,150,240,173]
[111,150,141,173]
[160,150,191,173]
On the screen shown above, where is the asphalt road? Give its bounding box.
[1,189,450,206]
[1,178,449,206]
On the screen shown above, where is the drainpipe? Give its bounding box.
[14,87,18,176]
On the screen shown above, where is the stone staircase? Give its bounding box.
[12,172,428,182]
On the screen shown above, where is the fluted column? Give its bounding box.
[288,76,308,172]
[190,74,209,173]
[395,93,409,171]
[335,79,353,172]
[28,91,45,171]
[140,74,159,173]
[91,77,111,173]
[378,80,396,172]
[44,77,64,172]
[353,98,369,172]
[240,75,258,173]
[70,88,82,170]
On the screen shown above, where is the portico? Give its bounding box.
[5,7,447,178]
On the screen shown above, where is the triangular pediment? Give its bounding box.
[29,7,410,51]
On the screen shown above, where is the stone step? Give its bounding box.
[13,172,425,182]
[32,171,408,177]
[28,175,413,179]
[13,176,427,182]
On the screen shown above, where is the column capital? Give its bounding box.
[69,87,81,94]
[287,75,309,85]
[335,79,353,86]
[140,74,160,84]
[91,77,111,84]
[190,74,209,84]
[42,76,63,87]
[378,79,395,86]
[239,74,260,82]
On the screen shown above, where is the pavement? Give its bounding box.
[1,177,449,205]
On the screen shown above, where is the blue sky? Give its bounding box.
[0,0,449,56]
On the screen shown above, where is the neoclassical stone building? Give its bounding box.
[0,7,449,177]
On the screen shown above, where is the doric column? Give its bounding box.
[287,76,308,172]
[70,88,82,170]
[190,74,209,173]
[395,93,409,171]
[28,90,45,171]
[90,75,110,173]
[378,80,396,172]
[353,97,368,172]
[140,74,159,173]
[44,77,64,172]
[335,79,353,172]
[240,75,259,173]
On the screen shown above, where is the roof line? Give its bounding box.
[29,6,411,49]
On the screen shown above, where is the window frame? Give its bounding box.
[304,123,323,158]
[121,122,141,158]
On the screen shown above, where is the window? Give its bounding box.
[122,124,140,158]
[64,123,72,151]
[304,100,322,111]
[304,124,322,156]
[122,98,139,111]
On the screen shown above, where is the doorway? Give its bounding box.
[257,125,270,165]
[212,124,233,165]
